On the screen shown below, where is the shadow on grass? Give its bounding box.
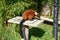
[29,27,45,40]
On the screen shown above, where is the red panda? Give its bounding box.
[22,10,39,20]
[19,9,40,40]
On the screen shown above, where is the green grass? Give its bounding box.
[0,15,60,40]
[10,22,60,40]
[29,23,51,40]
[29,24,53,40]
[0,22,60,40]
[29,22,60,40]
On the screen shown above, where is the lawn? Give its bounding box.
[4,21,60,40]
[28,21,60,40]
[0,14,60,40]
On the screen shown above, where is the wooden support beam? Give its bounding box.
[40,16,60,24]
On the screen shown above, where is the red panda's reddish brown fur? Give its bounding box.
[22,10,36,20]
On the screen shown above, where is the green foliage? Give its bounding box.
[0,0,31,40]
[2,24,20,40]
[5,1,30,19]
[0,0,60,40]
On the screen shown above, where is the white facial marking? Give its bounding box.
[35,11,38,15]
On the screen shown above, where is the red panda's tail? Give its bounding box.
[19,19,26,39]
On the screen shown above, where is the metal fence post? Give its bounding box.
[53,0,59,40]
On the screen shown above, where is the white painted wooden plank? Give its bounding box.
[8,16,44,27]
[24,19,38,24]
[59,22,60,24]
[8,16,22,24]
[40,16,53,22]
[23,20,44,27]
